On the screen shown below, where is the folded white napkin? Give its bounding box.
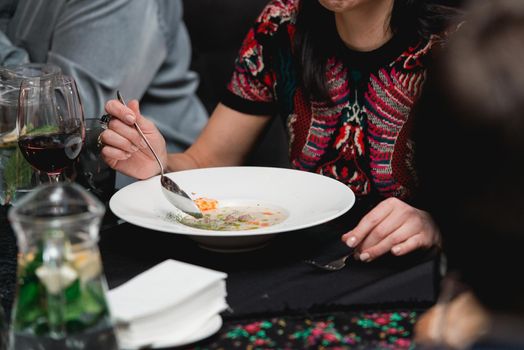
[108,259,228,349]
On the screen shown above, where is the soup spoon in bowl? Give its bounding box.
[116,91,203,219]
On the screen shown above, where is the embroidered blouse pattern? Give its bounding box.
[226,0,436,200]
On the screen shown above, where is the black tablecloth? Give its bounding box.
[99,204,439,319]
[0,201,440,349]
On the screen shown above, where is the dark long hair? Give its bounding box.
[294,0,461,102]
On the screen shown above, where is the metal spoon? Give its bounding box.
[116,91,203,218]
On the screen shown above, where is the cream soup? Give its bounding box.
[179,206,287,231]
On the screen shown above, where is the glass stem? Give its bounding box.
[48,174,61,183]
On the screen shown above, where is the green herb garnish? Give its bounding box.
[3,146,33,204]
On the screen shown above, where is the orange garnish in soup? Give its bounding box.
[194,197,219,212]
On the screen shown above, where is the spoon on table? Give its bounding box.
[116,91,203,218]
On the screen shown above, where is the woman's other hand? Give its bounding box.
[100,99,168,180]
[341,197,441,262]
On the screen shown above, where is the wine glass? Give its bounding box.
[0,63,61,204]
[17,75,85,183]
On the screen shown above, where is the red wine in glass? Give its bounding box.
[17,75,85,183]
[18,129,83,175]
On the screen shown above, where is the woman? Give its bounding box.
[100,0,453,261]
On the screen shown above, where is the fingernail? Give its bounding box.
[392,246,401,255]
[125,114,135,124]
[359,252,370,262]
[131,145,139,152]
[125,152,132,158]
[140,140,148,148]
[346,236,356,248]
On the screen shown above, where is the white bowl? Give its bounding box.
[109,167,355,251]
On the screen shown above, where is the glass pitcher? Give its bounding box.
[7,183,118,350]
[0,63,61,205]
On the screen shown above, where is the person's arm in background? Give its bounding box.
[46,0,175,119]
[0,0,28,66]
[136,0,208,153]
[0,0,194,121]
[0,31,27,66]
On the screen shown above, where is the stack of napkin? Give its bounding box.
[108,259,228,349]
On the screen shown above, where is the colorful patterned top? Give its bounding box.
[222,0,440,201]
